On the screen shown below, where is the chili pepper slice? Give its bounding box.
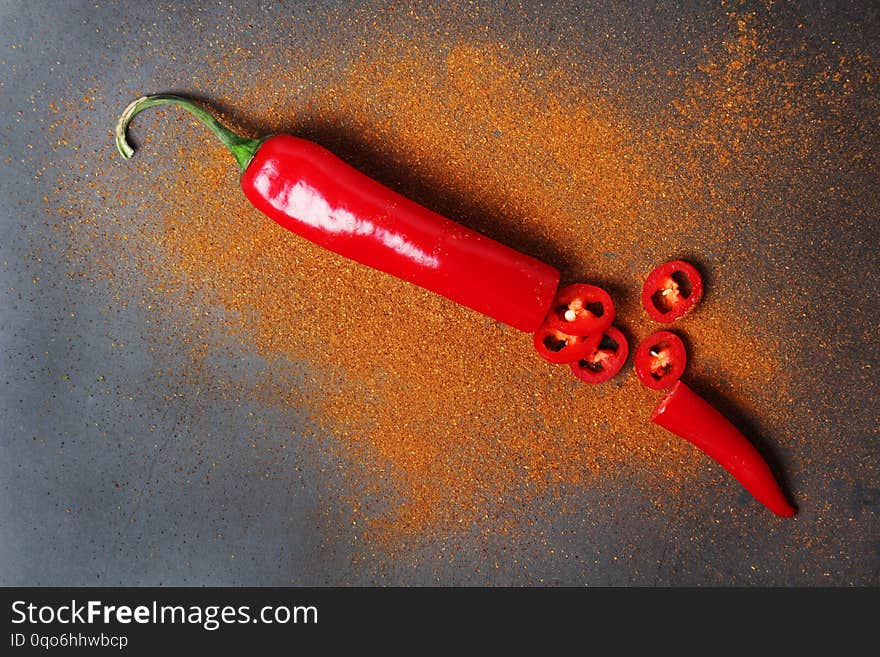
[652,381,796,517]
[569,325,628,383]
[544,283,615,337]
[115,95,560,333]
[634,330,687,390]
[641,260,703,322]
[533,323,601,365]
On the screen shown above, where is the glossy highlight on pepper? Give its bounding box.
[253,173,441,268]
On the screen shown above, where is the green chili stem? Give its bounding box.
[114,94,262,171]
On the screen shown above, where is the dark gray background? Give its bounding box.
[1,1,877,585]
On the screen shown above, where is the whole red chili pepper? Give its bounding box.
[652,381,796,517]
[115,95,560,332]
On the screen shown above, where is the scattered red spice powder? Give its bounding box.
[43,10,874,558]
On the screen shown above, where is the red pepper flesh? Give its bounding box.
[544,283,615,337]
[569,325,629,383]
[533,323,600,364]
[652,381,796,517]
[115,95,560,333]
[642,260,703,323]
[634,330,687,390]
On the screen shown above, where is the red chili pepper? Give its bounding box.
[634,330,687,390]
[543,283,615,337]
[569,325,628,383]
[652,381,796,517]
[533,324,600,365]
[115,95,560,332]
[642,260,703,322]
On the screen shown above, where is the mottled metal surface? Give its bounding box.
[1,0,877,585]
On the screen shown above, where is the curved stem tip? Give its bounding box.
[114,94,262,171]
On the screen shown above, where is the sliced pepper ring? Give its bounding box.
[533,323,601,365]
[641,260,703,322]
[569,325,629,384]
[544,283,615,337]
[634,330,687,390]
